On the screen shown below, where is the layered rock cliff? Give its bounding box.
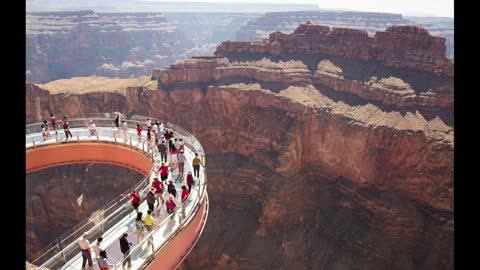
[236,11,454,60]
[26,10,193,83]
[26,23,453,270]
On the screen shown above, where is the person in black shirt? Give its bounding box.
[119,233,132,268]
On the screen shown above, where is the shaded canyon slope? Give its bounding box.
[26,164,143,259]
[26,23,453,270]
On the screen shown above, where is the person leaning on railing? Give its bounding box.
[78,232,93,269]
[88,120,97,136]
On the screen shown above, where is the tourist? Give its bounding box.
[136,124,142,143]
[186,172,194,193]
[98,250,114,270]
[174,138,181,153]
[119,233,132,268]
[146,128,152,151]
[158,162,169,183]
[125,190,140,213]
[92,237,104,265]
[45,122,51,140]
[144,209,155,233]
[164,129,173,150]
[152,120,159,140]
[181,185,189,211]
[143,209,155,255]
[147,187,156,212]
[177,150,186,176]
[192,153,203,178]
[158,126,165,141]
[62,116,73,140]
[135,212,145,244]
[78,232,93,269]
[158,140,167,163]
[88,120,96,136]
[146,118,152,129]
[152,177,164,209]
[121,120,128,142]
[41,124,46,141]
[166,195,176,215]
[50,113,57,131]
[167,180,177,198]
[114,112,121,128]
[178,138,184,152]
[169,156,178,182]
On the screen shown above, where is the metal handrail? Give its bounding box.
[26,116,208,270]
[27,125,155,266]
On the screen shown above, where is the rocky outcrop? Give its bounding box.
[26,164,143,260]
[222,23,453,77]
[25,22,453,270]
[236,11,454,60]
[26,10,193,83]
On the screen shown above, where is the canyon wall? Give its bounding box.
[26,10,193,83]
[236,11,454,59]
[26,164,143,259]
[25,23,453,269]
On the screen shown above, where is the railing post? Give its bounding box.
[130,137,133,148]
[114,132,117,143]
[32,140,36,148]
[96,133,99,142]
[57,238,67,264]
[77,135,80,142]
[142,142,145,153]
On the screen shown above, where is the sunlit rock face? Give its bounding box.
[26,22,453,270]
[236,11,454,60]
[26,10,193,83]
[26,164,142,259]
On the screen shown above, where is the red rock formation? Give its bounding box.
[220,24,453,77]
[25,22,453,270]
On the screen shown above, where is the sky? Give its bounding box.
[143,0,454,18]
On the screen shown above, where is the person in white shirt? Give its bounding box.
[92,237,104,264]
[88,120,97,136]
[177,150,186,176]
[152,122,159,140]
[122,121,128,141]
[78,232,93,268]
[146,118,152,129]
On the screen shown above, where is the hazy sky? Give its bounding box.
[145,0,454,18]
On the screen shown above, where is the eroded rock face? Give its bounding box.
[26,164,143,259]
[25,22,453,270]
[236,11,454,60]
[26,10,193,83]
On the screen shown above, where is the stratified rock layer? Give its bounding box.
[25,23,453,270]
[236,11,454,59]
[26,10,193,83]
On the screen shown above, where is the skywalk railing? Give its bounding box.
[26,116,208,270]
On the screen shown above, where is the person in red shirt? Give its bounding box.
[50,113,57,131]
[146,128,152,152]
[136,124,142,143]
[186,172,194,193]
[125,190,140,213]
[151,178,164,207]
[158,162,169,183]
[181,185,189,213]
[181,185,189,203]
